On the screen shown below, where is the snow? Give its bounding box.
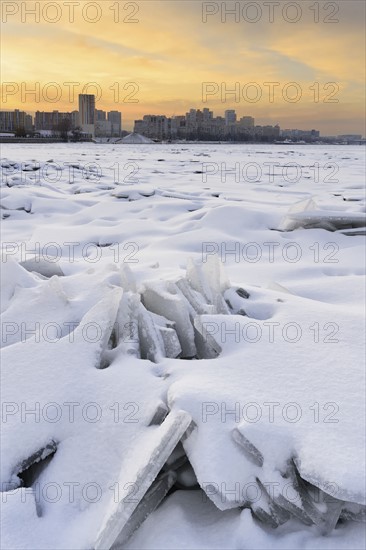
[120,133,154,144]
[0,143,365,549]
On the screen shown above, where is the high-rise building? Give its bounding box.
[260,125,281,139]
[95,120,112,137]
[134,115,169,140]
[225,110,237,125]
[95,109,106,121]
[107,111,122,137]
[239,116,255,129]
[0,110,32,133]
[71,111,79,128]
[35,110,78,132]
[78,94,95,137]
[171,116,186,138]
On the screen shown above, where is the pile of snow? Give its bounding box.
[119,132,153,144]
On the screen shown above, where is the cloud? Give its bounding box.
[1,0,364,134]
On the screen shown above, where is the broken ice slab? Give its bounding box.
[231,428,264,467]
[251,506,280,529]
[186,256,230,314]
[110,471,177,549]
[138,302,166,362]
[12,440,57,485]
[299,212,366,231]
[95,288,124,368]
[318,495,344,535]
[120,265,137,293]
[252,478,291,528]
[302,481,346,534]
[142,282,197,358]
[149,312,182,359]
[277,198,317,232]
[193,327,219,359]
[270,467,314,527]
[19,257,64,278]
[289,461,344,533]
[252,459,344,531]
[274,493,313,526]
[181,420,197,443]
[269,459,347,532]
[295,455,366,506]
[193,313,251,357]
[175,278,215,316]
[159,325,182,358]
[94,410,193,550]
[115,292,140,358]
[340,503,366,522]
[278,198,366,232]
[193,316,221,357]
[148,402,169,426]
[338,227,366,236]
[161,442,187,472]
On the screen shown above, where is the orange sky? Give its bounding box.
[1,0,365,134]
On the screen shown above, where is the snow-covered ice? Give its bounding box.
[0,143,365,549]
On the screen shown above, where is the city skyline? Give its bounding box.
[1,1,365,135]
[0,84,364,136]
[3,100,365,142]
[0,101,321,140]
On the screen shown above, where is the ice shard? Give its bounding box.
[148,402,169,426]
[159,325,182,358]
[137,302,166,362]
[193,315,222,356]
[293,471,346,534]
[251,478,291,528]
[142,282,197,358]
[115,292,140,358]
[94,410,193,550]
[162,442,187,472]
[110,471,177,549]
[340,503,366,522]
[120,264,137,293]
[186,256,230,314]
[149,312,182,358]
[96,288,124,368]
[278,197,366,232]
[175,278,214,316]
[12,440,57,486]
[231,427,264,467]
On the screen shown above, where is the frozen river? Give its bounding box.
[1,143,365,549]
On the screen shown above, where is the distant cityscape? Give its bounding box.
[0,94,364,144]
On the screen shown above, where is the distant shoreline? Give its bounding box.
[1,138,364,145]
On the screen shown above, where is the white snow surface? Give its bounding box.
[0,143,365,549]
